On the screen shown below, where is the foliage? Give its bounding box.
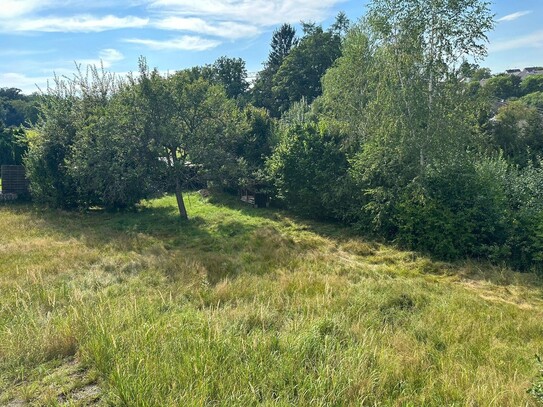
[267,24,298,70]
[0,127,27,166]
[521,91,543,110]
[273,24,343,115]
[251,24,298,117]
[209,56,249,100]
[490,101,543,166]
[320,26,376,147]
[503,162,543,271]
[24,76,80,208]
[267,122,349,219]
[459,62,491,81]
[25,61,243,215]
[483,74,522,100]
[0,88,38,166]
[520,74,543,96]
[529,356,543,403]
[395,158,509,260]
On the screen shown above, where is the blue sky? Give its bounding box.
[1,0,542,94]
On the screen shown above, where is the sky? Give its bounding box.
[1,0,542,94]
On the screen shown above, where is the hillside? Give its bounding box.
[1,193,543,406]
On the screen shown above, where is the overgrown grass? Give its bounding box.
[1,193,543,405]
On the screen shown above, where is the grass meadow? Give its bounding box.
[1,193,543,406]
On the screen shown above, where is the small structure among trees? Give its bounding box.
[1,165,29,199]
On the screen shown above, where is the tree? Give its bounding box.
[267,24,298,70]
[251,24,297,116]
[0,127,27,166]
[0,87,38,166]
[272,24,342,114]
[321,25,376,147]
[366,0,493,173]
[210,56,248,100]
[25,76,80,207]
[66,67,159,209]
[318,0,498,256]
[521,91,543,110]
[138,60,239,219]
[459,62,491,81]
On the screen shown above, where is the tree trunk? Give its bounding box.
[175,179,188,219]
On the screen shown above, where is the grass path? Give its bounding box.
[1,193,542,406]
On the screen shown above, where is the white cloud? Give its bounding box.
[497,11,532,22]
[490,30,543,52]
[155,17,260,39]
[0,0,53,19]
[78,48,125,68]
[0,72,50,94]
[125,35,221,51]
[148,0,346,26]
[6,14,149,33]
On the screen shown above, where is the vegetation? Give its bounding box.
[0,0,537,270]
[0,87,38,166]
[1,194,543,405]
[2,0,543,402]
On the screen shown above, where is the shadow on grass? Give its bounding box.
[2,201,215,250]
[207,193,359,241]
[3,195,543,293]
[207,193,543,292]
[1,198,283,284]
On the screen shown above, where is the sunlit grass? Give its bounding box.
[1,193,542,405]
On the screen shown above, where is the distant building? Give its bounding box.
[505,67,543,79]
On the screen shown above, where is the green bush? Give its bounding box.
[395,159,509,260]
[25,91,80,208]
[267,122,349,219]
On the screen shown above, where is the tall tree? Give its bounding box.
[267,24,298,70]
[273,22,343,115]
[251,24,297,117]
[365,0,494,172]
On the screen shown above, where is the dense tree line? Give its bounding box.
[5,1,543,271]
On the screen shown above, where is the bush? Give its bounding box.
[267,122,349,219]
[25,89,80,208]
[504,163,543,272]
[395,158,509,260]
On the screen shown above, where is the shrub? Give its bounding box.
[267,122,349,219]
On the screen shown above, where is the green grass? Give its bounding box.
[1,193,543,405]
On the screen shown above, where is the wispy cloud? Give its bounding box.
[154,17,260,39]
[497,11,532,22]
[78,49,125,68]
[5,15,149,33]
[125,35,221,51]
[489,30,543,52]
[148,0,346,26]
